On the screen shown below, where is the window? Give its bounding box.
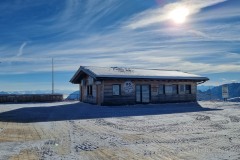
[158,84,165,94]
[185,85,191,94]
[165,85,173,95]
[172,84,178,94]
[112,84,121,95]
[165,85,178,95]
[179,84,185,93]
[87,85,92,96]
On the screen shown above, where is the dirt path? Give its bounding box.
[0,101,239,160]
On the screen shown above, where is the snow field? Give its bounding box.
[0,101,239,160]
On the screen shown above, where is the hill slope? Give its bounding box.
[197,83,240,100]
[66,91,80,100]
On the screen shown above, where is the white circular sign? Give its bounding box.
[123,81,134,94]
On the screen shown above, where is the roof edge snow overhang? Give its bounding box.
[70,66,209,84]
[71,75,209,84]
[96,76,209,82]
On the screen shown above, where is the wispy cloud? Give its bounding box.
[187,30,212,39]
[0,0,239,78]
[125,0,228,29]
[17,42,28,57]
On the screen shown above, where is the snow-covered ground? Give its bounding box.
[0,101,239,160]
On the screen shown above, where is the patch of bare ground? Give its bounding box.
[9,149,38,160]
[0,123,41,142]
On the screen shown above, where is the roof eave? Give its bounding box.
[70,66,98,84]
[96,76,209,81]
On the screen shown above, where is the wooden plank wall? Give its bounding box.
[102,79,197,105]
[80,76,198,105]
[151,81,196,103]
[103,80,135,105]
[81,75,98,104]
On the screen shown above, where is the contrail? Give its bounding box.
[17,42,27,57]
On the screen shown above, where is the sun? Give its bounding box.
[168,6,190,24]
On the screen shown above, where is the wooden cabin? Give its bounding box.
[70,66,209,105]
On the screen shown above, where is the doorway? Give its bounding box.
[136,84,151,103]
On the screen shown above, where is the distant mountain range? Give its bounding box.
[197,85,214,92]
[197,83,240,101]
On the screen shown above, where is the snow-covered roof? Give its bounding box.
[70,66,209,83]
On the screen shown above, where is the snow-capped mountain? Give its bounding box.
[197,83,240,100]
[66,91,80,100]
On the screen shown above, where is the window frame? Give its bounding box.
[158,84,165,95]
[179,84,185,93]
[112,84,121,96]
[172,84,178,94]
[165,85,173,95]
[87,85,93,96]
[185,84,191,94]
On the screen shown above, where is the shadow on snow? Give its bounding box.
[0,102,221,123]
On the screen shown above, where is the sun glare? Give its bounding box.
[169,7,190,24]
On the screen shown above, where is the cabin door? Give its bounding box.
[136,85,150,103]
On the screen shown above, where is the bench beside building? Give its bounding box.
[70,66,209,105]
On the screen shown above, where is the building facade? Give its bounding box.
[70,66,209,105]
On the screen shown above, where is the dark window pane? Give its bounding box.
[159,84,165,94]
[185,85,191,94]
[180,85,185,92]
[87,85,93,96]
[172,84,178,94]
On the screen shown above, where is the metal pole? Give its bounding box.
[52,58,54,94]
[209,86,211,101]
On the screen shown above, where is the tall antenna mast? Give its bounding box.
[52,58,54,94]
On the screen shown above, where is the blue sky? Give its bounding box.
[0,0,239,92]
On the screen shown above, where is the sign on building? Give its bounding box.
[123,81,134,94]
[222,85,229,99]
